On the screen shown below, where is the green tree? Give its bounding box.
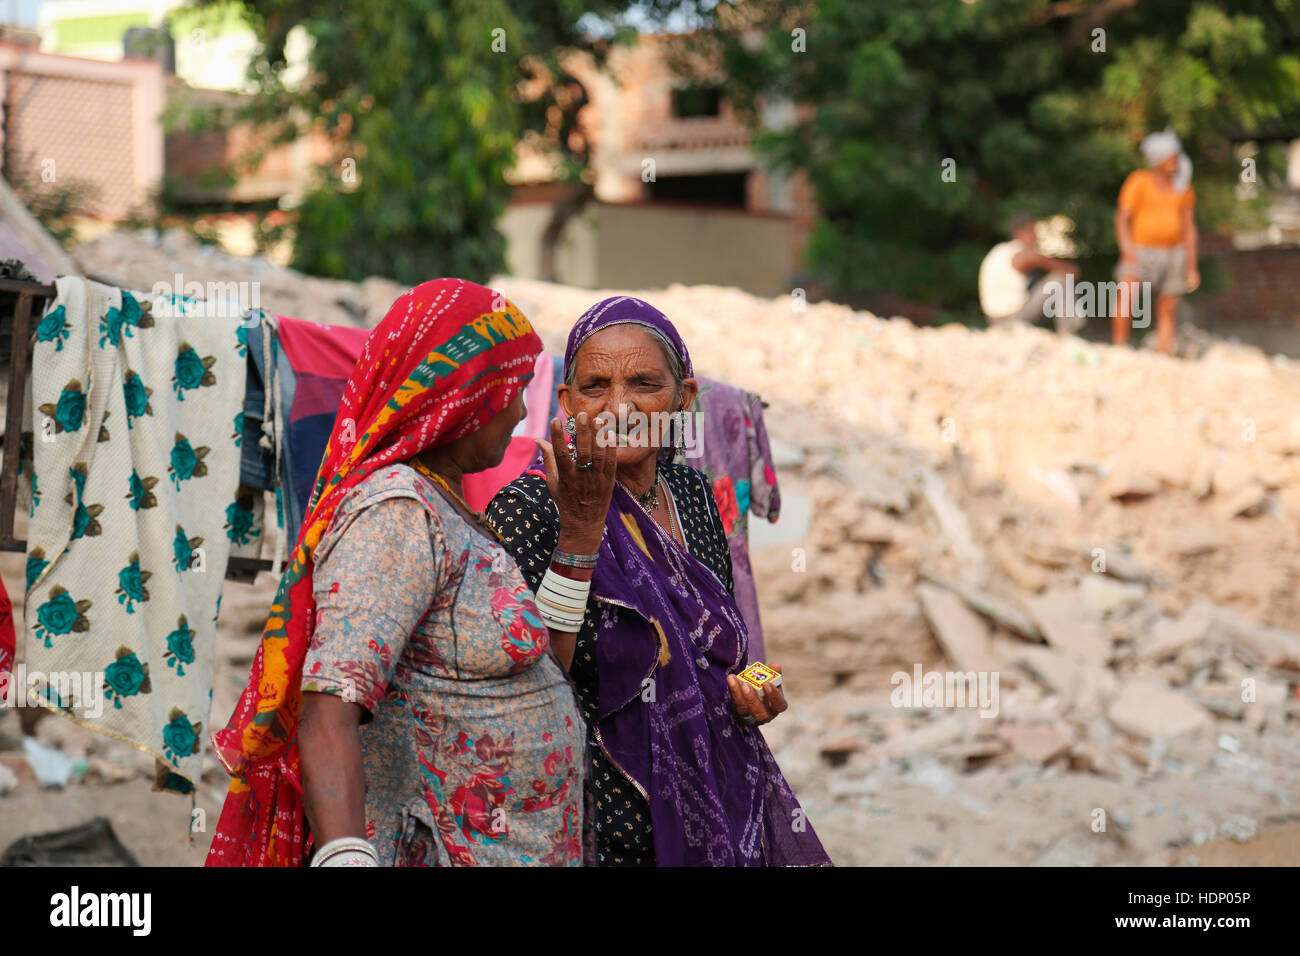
[188,0,647,284]
[678,0,1300,311]
[209,0,524,283]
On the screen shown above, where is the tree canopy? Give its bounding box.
[192,0,642,284]
[682,0,1300,312]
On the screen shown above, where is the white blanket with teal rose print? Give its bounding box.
[23,276,249,794]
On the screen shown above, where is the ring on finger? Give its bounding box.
[740,713,758,726]
[578,460,594,470]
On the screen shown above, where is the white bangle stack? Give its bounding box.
[311,836,379,867]
[535,568,591,632]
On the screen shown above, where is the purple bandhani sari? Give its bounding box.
[559,296,831,866]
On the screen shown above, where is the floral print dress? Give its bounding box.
[302,464,585,866]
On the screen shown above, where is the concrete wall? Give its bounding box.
[500,199,600,289]
[502,199,797,297]
[0,43,164,220]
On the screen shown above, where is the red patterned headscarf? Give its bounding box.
[206,278,542,866]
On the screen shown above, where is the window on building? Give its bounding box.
[647,172,748,207]
[671,85,723,119]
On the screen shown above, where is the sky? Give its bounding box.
[6,0,45,28]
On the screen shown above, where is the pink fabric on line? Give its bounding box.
[463,351,555,511]
[274,316,369,421]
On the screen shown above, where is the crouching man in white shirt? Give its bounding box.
[979,213,1083,335]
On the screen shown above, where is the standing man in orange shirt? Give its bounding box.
[1114,130,1200,355]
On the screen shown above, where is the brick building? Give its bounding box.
[0,40,163,220]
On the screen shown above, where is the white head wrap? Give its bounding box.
[1141,129,1192,193]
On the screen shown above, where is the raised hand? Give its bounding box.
[535,412,618,553]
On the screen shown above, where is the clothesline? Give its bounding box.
[3,274,783,798]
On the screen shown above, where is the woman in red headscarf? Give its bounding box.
[206,279,585,867]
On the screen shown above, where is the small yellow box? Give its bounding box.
[737,661,782,691]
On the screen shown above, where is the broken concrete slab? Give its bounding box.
[1211,607,1300,673]
[877,715,967,761]
[1023,589,1113,664]
[919,469,985,574]
[1107,679,1213,740]
[1140,601,1217,661]
[1001,642,1117,712]
[1217,483,1267,520]
[919,569,1041,642]
[1171,525,1222,557]
[1103,469,1161,500]
[917,583,998,674]
[996,722,1073,764]
[992,538,1050,592]
[1088,543,1161,586]
[1079,575,1147,616]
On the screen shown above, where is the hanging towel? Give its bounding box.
[686,379,782,662]
[22,277,247,793]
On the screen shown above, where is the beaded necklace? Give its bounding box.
[622,469,680,546]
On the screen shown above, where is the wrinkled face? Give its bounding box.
[559,324,695,469]
[1156,154,1179,177]
[459,391,527,474]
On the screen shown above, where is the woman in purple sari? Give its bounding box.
[486,296,830,867]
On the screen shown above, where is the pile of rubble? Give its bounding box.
[3,231,1298,865]
[70,228,405,329]
[497,276,1300,865]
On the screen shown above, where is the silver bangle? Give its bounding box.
[536,568,590,632]
[552,549,599,569]
[311,836,379,868]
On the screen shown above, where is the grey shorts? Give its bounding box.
[1115,244,1187,299]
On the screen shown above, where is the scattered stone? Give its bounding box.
[919,570,1041,642]
[1091,545,1160,585]
[855,468,912,513]
[1212,455,1258,497]
[992,538,1050,592]
[917,583,998,675]
[1079,575,1146,616]
[1103,469,1160,500]
[1216,734,1241,753]
[1027,467,1081,510]
[879,716,966,760]
[1171,525,1221,557]
[919,470,984,572]
[819,735,864,768]
[997,722,1073,764]
[1218,815,1258,843]
[1141,601,1217,661]
[1217,483,1267,520]
[1107,680,1212,740]
[1024,589,1112,664]
[1213,607,1300,672]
